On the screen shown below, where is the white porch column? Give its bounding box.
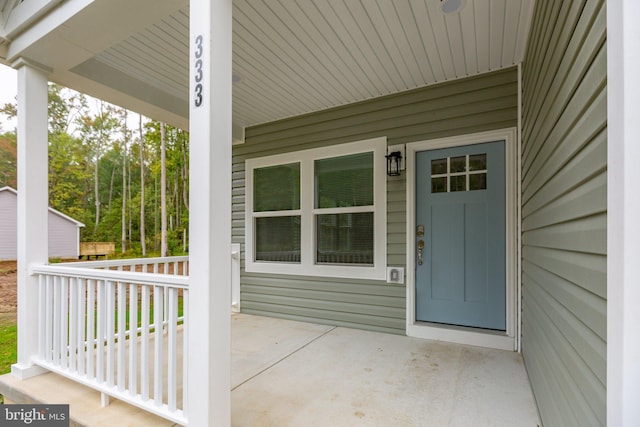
[11,59,50,379]
[188,0,232,425]
[607,1,640,425]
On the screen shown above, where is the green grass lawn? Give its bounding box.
[0,321,16,375]
[0,320,17,404]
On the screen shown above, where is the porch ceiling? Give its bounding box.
[0,0,534,131]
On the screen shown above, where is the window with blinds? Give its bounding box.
[253,163,301,262]
[245,137,387,279]
[314,153,374,265]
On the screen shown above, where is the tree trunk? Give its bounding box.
[108,166,115,209]
[183,229,187,253]
[139,114,146,256]
[173,171,179,229]
[181,130,188,253]
[161,122,168,257]
[121,111,128,253]
[128,151,132,244]
[182,143,189,211]
[94,158,100,234]
[154,176,158,252]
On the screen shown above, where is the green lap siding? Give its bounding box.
[521,0,606,426]
[233,68,518,334]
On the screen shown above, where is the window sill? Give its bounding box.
[245,261,387,281]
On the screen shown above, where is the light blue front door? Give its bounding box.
[415,141,506,330]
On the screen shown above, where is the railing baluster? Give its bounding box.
[168,287,178,412]
[38,274,45,360]
[77,278,86,376]
[164,287,169,329]
[117,281,126,391]
[60,277,69,369]
[106,280,115,387]
[129,283,138,396]
[154,285,163,406]
[53,276,61,366]
[141,285,150,401]
[45,275,52,363]
[87,279,95,380]
[182,289,189,417]
[69,277,77,371]
[96,280,105,383]
[163,262,169,327]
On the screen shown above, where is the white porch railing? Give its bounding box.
[62,256,189,275]
[31,257,190,426]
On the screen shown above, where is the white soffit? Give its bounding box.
[62,0,534,128]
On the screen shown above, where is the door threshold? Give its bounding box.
[407,321,516,351]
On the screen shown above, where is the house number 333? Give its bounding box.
[194,35,204,107]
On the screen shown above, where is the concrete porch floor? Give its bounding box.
[0,314,540,426]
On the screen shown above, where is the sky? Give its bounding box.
[0,63,146,133]
[0,64,17,130]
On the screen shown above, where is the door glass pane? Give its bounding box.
[450,175,466,192]
[431,177,447,193]
[316,213,373,265]
[254,163,300,212]
[469,154,487,171]
[450,156,466,173]
[255,216,301,262]
[469,173,487,190]
[315,152,373,208]
[431,158,447,175]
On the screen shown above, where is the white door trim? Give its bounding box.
[405,128,519,351]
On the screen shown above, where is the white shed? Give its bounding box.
[0,187,85,260]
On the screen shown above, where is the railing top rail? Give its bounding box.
[32,264,189,288]
[62,255,189,269]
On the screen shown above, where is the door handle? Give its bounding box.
[417,239,424,265]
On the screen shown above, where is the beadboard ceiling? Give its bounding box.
[1,0,535,130]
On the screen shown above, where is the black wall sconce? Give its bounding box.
[386,151,403,176]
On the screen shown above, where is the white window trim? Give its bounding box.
[405,128,519,351]
[246,137,388,280]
